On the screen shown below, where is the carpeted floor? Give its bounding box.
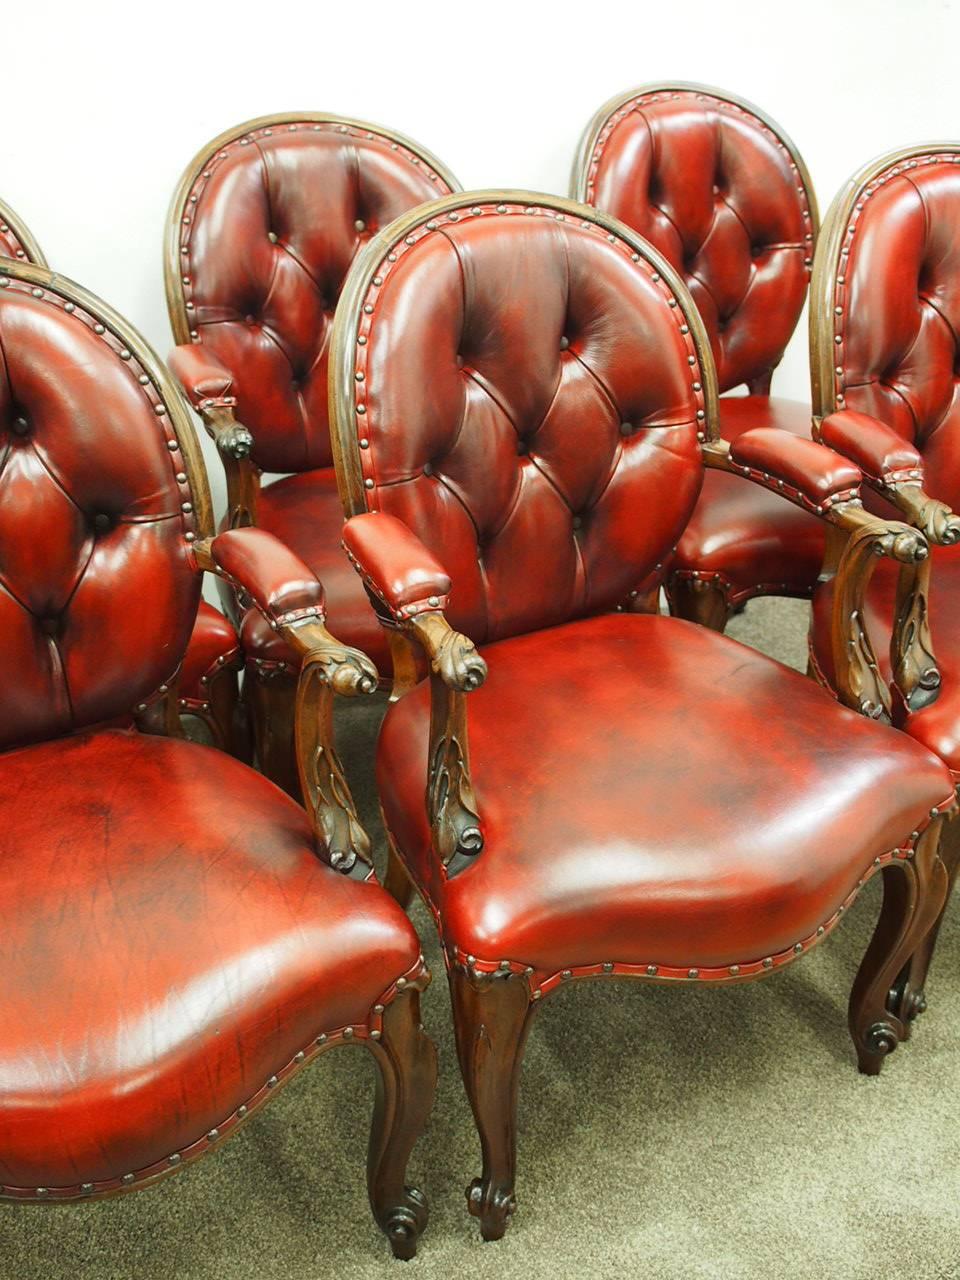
[5,599,960,1280]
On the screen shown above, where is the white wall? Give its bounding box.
[4,0,958,529]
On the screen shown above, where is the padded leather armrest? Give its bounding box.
[729,427,861,510]
[210,527,325,628]
[168,343,235,407]
[817,411,924,486]
[343,512,452,621]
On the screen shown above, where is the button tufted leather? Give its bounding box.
[575,88,821,616]
[170,119,458,474]
[0,273,201,750]
[576,87,815,393]
[820,151,960,510]
[0,728,419,1191]
[379,613,954,968]
[340,200,706,643]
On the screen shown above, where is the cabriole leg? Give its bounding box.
[366,980,437,1260]
[849,821,950,1074]
[449,964,536,1241]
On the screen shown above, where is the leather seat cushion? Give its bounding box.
[812,546,960,775]
[242,467,389,671]
[672,396,825,601]
[179,601,240,701]
[379,612,953,971]
[0,728,419,1191]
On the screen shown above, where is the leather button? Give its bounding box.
[572,515,583,530]
[620,422,633,436]
[38,616,60,637]
[11,416,29,436]
[517,439,528,456]
[559,336,570,351]
[92,513,113,534]
[423,463,433,477]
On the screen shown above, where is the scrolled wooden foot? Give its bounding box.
[366,977,437,1260]
[849,821,950,1075]
[449,964,536,1242]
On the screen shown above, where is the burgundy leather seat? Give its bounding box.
[0,193,244,753]
[0,729,415,1192]
[573,84,823,626]
[166,114,460,789]
[809,145,960,785]
[0,260,435,1257]
[328,191,956,1240]
[379,612,948,972]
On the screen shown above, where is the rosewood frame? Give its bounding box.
[0,260,435,1259]
[329,190,955,1239]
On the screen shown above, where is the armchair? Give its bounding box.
[0,261,435,1259]
[329,191,957,1239]
[0,191,246,755]
[165,113,460,792]
[572,83,824,628]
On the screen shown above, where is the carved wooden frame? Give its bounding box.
[0,259,435,1258]
[328,190,957,1239]
[0,195,48,268]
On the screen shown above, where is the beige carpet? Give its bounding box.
[5,600,960,1280]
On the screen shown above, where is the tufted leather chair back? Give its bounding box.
[0,263,207,751]
[573,84,817,396]
[166,115,460,476]
[811,146,960,510]
[0,197,46,267]
[331,192,716,647]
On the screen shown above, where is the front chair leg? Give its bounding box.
[849,821,950,1075]
[366,979,437,1260]
[244,662,300,797]
[899,814,960,1021]
[667,573,732,632]
[449,963,536,1241]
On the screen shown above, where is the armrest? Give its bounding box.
[209,527,326,632]
[168,342,235,406]
[194,528,378,878]
[725,428,861,511]
[342,511,452,622]
[817,410,923,485]
[168,343,254,464]
[343,512,486,876]
[817,410,960,545]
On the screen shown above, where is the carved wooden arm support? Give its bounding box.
[342,511,488,878]
[704,434,934,722]
[194,528,378,878]
[817,410,960,545]
[168,343,259,527]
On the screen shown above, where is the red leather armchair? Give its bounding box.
[165,113,460,792]
[809,145,960,835]
[329,190,957,1239]
[0,192,246,755]
[0,261,436,1259]
[572,83,824,627]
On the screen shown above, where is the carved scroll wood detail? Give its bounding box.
[407,613,488,878]
[200,404,259,528]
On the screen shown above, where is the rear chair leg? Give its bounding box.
[245,663,300,797]
[449,963,536,1241]
[383,831,416,910]
[667,574,733,632]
